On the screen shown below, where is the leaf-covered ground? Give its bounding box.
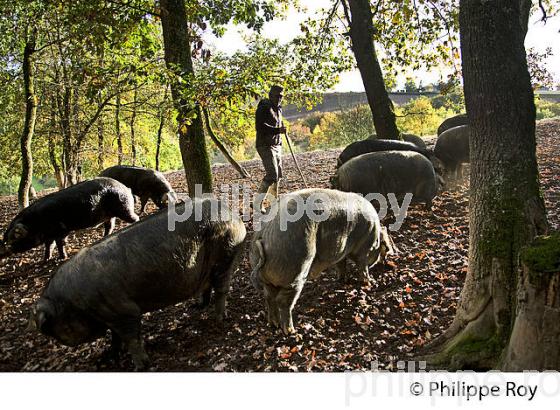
[0,119,558,371]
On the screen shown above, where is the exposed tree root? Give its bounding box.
[419,298,501,370]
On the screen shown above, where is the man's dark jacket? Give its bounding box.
[255,99,283,147]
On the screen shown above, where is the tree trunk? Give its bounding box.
[160,0,212,195]
[116,93,123,165]
[59,85,77,187]
[97,94,105,170]
[203,107,250,178]
[425,0,549,370]
[155,111,165,171]
[18,35,38,209]
[130,89,138,166]
[48,132,64,189]
[344,0,400,140]
[502,233,560,370]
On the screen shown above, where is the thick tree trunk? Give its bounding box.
[425,0,549,370]
[344,0,400,140]
[130,89,138,166]
[116,93,123,165]
[502,233,560,370]
[160,0,212,195]
[18,36,38,209]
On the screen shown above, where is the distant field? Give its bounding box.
[283,90,560,120]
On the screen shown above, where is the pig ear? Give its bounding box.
[13,223,28,239]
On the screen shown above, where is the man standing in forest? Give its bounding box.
[254,85,286,213]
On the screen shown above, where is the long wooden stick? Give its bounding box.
[284,132,308,188]
[202,108,250,179]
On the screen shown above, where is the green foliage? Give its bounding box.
[308,105,374,150]
[395,97,457,136]
[304,93,464,150]
[535,98,560,120]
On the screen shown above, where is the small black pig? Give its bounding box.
[100,165,176,213]
[0,178,138,261]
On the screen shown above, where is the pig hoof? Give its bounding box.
[215,312,227,323]
[132,356,151,371]
[190,302,207,312]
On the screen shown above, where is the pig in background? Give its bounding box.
[437,113,469,136]
[250,189,396,335]
[29,197,246,370]
[337,138,431,167]
[332,150,440,210]
[0,177,139,262]
[434,125,470,185]
[99,165,176,214]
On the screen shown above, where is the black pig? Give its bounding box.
[0,178,138,261]
[100,165,176,214]
[30,198,246,369]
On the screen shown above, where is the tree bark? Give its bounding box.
[18,35,38,209]
[159,0,213,196]
[155,110,165,171]
[425,0,549,370]
[502,234,560,370]
[130,89,138,166]
[97,93,105,170]
[343,0,400,140]
[48,131,64,189]
[203,108,250,178]
[59,86,78,187]
[116,93,123,165]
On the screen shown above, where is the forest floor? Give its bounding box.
[0,119,558,371]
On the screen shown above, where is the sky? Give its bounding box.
[204,0,560,92]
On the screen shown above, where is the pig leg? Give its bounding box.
[263,284,280,328]
[109,332,123,358]
[111,317,150,371]
[276,283,304,335]
[192,287,212,311]
[139,196,149,215]
[103,218,116,236]
[44,241,55,261]
[452,164,460,187]
[353,252,372,285]
[211,251,241,321]
[99,332,123,363]
[55,237,67,259]
[336,259,348,284]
